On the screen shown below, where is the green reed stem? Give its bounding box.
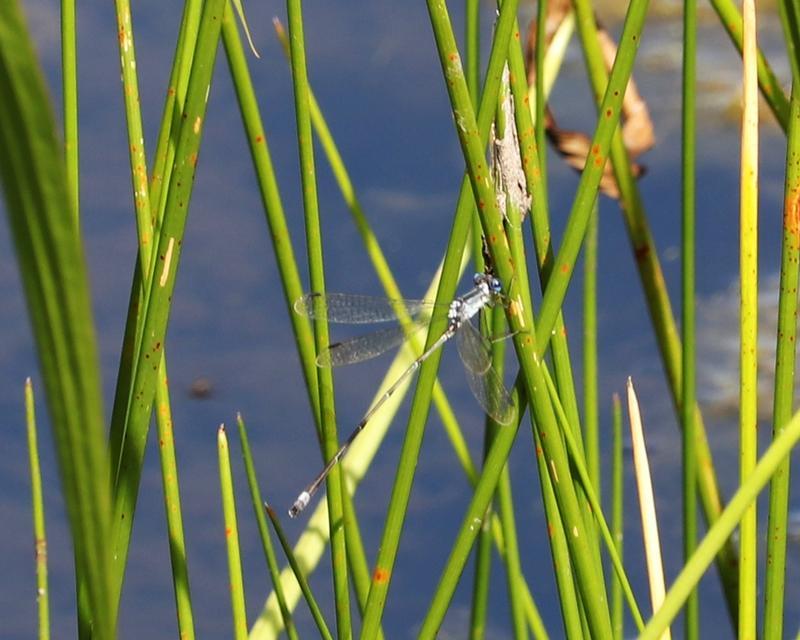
[466,0,480,104]
[272,8,547,638]
[108,0,196,633]
[148,0,203,217]
[641,407,800,639]
[505,17,600,632]
[283,2,351,635]
[536,0,648,350]
[570,0,739,619]
[153,369,195,638]
[358,3,523,635]
[229,18,320,418]
[236,414,299,640]
[738,3,759,636]
[535,423,584,639]
[275,20,474,454]
[229,25,384,631]
[610,394,623,640]
[763,83,800,640]
[60,0,78,226]
[468,496,492,639]
[541,367,644,631]
[765,9,800,639]
[416,380,525,639]
[778,0,800,83]
[25,379,50,640]
[709,0,790,130]
[469,310,498,640]
[500,186,532,640]
[109,0,225,613]
[535,0,548,191]
[341,492,386,640]
[217,426,249,640]
[425,1,624,632]
[265,505,334,640]
[583,207,599,495]
[231,27,390,626]
[681,0,699,634]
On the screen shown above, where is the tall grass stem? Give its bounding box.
[737,2,759,636]
[762,82,800,640]
[217,426,249,639]
[25,379,50,640]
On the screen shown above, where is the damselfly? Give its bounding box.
[289,272,514,517]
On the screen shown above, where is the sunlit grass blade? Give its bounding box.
[25,379,50,640]
[681,0,699,631]
[626,379,669,638]
[738,1,759,635]
[109,0,227,610]
[610,394,624,640]
[218,425,249,639]
[640,406,800,639]
[0,4,113,636]
[236,413,299,640]
[763,83,800,640]
[264,504,334,640]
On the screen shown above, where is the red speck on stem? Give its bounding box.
[559,263,570,274]
[373,567,391,583]
[634,243,651,261]
[784,187,800,248]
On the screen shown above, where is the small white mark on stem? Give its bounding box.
[549,459,559,483]
[160,237,175,286]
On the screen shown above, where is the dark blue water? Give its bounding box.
[3,0,799,637]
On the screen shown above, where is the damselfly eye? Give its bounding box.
[472,272,482,285]
[490,278,502,294]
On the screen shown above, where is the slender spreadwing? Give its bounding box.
[289,272,515,517]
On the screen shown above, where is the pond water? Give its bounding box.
[2,0,799,637]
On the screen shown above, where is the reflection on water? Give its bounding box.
[697,272,798,420]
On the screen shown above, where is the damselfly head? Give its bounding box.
[472,272,503,295]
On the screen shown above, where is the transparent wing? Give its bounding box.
[456,320,514,425]
[318,322,428,367]
[294,292,438,324]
